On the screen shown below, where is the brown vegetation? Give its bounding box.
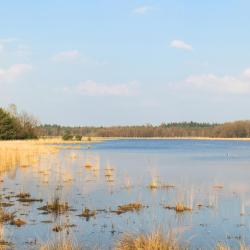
[0,140,58,173]
[40,238,82,250]
[113,203,143,215]
[78,208,96,219]
[38,197,70,214]
[164,203,192,213]
[39,121,250,138]
[115,230,184,250]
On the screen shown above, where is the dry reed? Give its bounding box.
[115,230,185,250]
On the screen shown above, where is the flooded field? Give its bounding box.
[1,139,250,249]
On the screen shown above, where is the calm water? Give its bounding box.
[2,139,250,249]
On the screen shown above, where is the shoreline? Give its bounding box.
[96,136,250,141]
[40,136,250,143]
[2,136,250,145]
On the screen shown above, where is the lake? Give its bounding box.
[1,139,250,249]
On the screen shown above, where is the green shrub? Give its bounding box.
[75,135,82,141]
[62,131,73,141]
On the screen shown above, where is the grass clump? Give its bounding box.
[115,230,184,250]
[10,218,26,227]
[15,192,30,199]
[0,208,15,223]
[0,207,26,227]
[164,203,191,213]
[149,181,158,189]
[84,163,92,169]
[52,224,76,233]
[78,208,96,220]
[18,197,43,203]
[39,196,70,214]
[113,202,143,215]
[16,191,43,202]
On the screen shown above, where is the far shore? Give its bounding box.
[2,137,250,146]
[38,136,250,143]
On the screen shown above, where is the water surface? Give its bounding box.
[1,139,250,249]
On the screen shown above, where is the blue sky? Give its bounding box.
[1,0,250,125]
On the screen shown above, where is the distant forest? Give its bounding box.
[1,105,250,140]
[38,121,250,138]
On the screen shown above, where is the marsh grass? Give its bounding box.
[15,192,30,199]
[84,163,92,169]
[39,196,70,214]
[115,230,185,250]
[0,141,58,173]
[213,184,224,189]
[149,180,158,189]
[0,208,15,223]
[40,238,83,250]
[0,207,25,227]
[9,218,26,227]
[113,202,143,215]
[164,203,192,213]
[215,243,250,250]
[78,208,96,219]
[52,224,76,233]
[0,239,12,250]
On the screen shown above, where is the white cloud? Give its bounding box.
[0,38,17,43]
[64,80,139,96]
[0,64,33,83]
[243,68,250,78]
[0,44,3,53]
[51,50,107,66]
[170,40,193,51]
[52,50,81,62]
[184,70,250,94]
[0,38,17,54]
[132,5,152,15]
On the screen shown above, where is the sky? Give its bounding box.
[1,0,250,126]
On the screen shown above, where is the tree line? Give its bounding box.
[1,104,250,140]
[38,121,250,139]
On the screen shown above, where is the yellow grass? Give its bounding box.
[0,140,58,173]
[37,137,104,144]
[115,230,185,250]
[40,239,82,250]
[216,244,250,250]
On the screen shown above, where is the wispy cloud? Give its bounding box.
[64,80,139,96]
[185,74,249,94]
[243,68,250,78]
[132,5,152,15]
[51,50,107,66]
[0,37,18,54]
[0,64,33,83]
[0,38,17,43]
[182,69,250,94]
[52,50,81,62]
[170,40,193,51]
[0,44,3,53]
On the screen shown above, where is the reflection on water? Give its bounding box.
[1,139,250,249]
